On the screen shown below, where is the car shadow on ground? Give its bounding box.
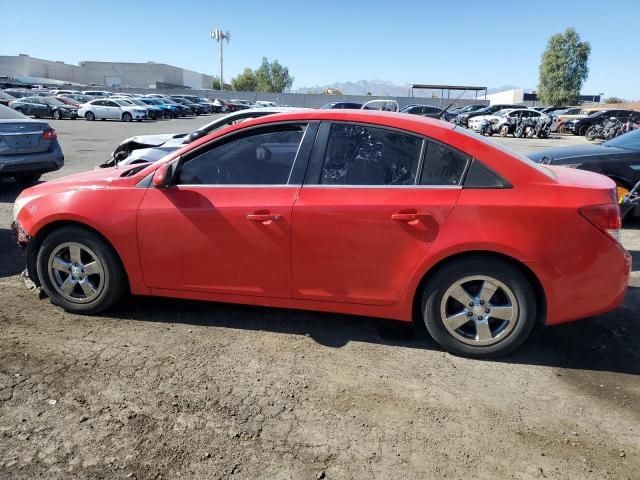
[0,179,27,205]
[107,251,640,376]
[0,228,24,278]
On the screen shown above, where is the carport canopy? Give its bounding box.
[409,84,488,100]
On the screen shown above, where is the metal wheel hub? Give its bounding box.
[47,242,105,304]
[440,275,519,347]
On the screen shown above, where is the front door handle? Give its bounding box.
[391,212,430,222]
[247,213,281,223]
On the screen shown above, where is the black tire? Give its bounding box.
[85,111,95,121]
[421,256,537,358]
[514,125,525,138]
[14,173,41,185]
[36,226,127,314]
[122,112,132,122]
[578,125,590,136]
[53,110,62,120]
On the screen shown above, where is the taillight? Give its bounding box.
[42,128,57,140]
[579,204,622,242]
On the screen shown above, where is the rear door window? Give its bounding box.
[319,123,422,186]
[420,141,470,186]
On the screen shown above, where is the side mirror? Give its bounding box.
[152,163,172,188]
[186,130,204,144]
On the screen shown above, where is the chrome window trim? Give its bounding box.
[170,184,302,189]
[302,184,462,189]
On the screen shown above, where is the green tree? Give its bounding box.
[255,57,294,93]
[211,76,222,90]
[232,68,258,91]
[604,96,625,104]
[538,28,591,106]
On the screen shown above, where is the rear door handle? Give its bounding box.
[247,213,281,223]
[391,212,429,222]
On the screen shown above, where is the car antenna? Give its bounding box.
[437,88,469,119]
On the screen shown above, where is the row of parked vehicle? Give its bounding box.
[0,88,284,122]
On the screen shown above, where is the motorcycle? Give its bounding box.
[479,118,494,136]
[620,180,640,220]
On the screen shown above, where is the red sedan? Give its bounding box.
[11,110,631,357]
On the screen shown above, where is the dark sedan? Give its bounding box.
[10,96,78,120]
[0,105,64,184]
[321,102,363,109]
[400,104,444,119]
[564,109,640,136]
[527,128,640,210]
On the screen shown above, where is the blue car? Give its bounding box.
[139,98,178,119]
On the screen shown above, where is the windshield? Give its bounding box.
[602,128,640,151]
[0,91,15,99]
[128,99,146,106]
[162,99,178,105]
[493,109,513,116]
[115,99,133,106]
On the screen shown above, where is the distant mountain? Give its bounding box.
[295,80,523,98]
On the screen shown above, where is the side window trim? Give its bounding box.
[171,121,316,187]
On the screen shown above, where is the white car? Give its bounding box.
[255,100,278,108]
[469,108,548,132]
[78,99,148,122]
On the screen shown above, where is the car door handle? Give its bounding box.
[247,213,281,223]
[391,212,430,222]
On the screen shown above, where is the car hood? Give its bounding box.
[118,133,185,147]
[20,166,142,197]
[527,144,630,162]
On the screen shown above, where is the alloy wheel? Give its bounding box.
[47,242,105,304]
[440,275,519,346]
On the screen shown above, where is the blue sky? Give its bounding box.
[2,0,638,98]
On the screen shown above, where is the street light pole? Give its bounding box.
[210,29,230,91]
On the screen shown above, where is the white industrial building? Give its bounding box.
[0,54,214,90]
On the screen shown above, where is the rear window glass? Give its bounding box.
[420,142,469,186]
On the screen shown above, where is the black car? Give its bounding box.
[455,104,523,127]
[527,128,640,210]
[9,96,78,120]
[564,109,640,136]
[320,102,363,109]
[169,97,205,115]
[171,95,214,113]
[400,104,444,119]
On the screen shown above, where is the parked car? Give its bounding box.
[78,99,147,121]
[455,104,523,127]
[124,98,163,120]
[54,96,82,109]
[255,100,278,108]
[528,127,640,206]
[82,90,112,98]
[138,98,177,119]
[469,109,548,135]
[551,107,602,133]
[564,109,640,136]
[52,89,83,96]
[0,90,16,107]
[155,97,191,117]
[60,93,95,104]
[3,89,37,99]
[12,110,630,359]
[10,96,78,120]
[231,99,255,107]
[104,107,308,167]
[400,104,444,119]
[321,102,364,109]
[0,104,64,184]
[169,97,202,115]
[171,95,214,114]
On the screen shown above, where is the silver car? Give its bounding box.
[101,107,308,167]
[0,105,64,184]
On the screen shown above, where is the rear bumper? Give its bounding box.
[0,146,64,178]
[528,240,631,326]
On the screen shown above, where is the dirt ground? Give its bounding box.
[0,117,639,479]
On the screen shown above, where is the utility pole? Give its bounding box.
[210,29,230,91]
